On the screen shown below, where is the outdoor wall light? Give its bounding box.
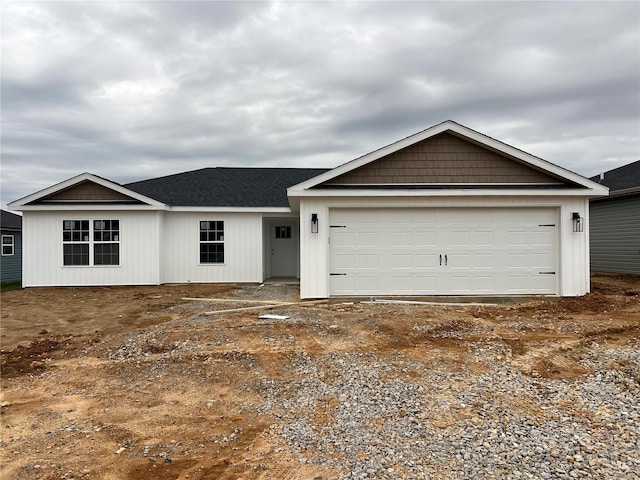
[311,213,319,234]
[572,212,583,233]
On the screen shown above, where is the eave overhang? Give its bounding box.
[288,187,609,199]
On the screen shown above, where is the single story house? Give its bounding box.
[9,120,608,298]
[589,160,640,274]
[0,210,23,284]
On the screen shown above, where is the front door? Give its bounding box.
[271,223,297,277]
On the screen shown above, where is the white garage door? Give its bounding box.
[329,208,558,296]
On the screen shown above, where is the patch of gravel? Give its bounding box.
[255,347,639,480]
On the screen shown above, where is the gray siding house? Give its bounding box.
[590,160,640,274]
[1,210,23,283]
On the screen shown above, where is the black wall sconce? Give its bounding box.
[311,213,319,234]
[572,212,583,233]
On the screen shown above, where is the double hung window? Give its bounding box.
[200,221,224,263]
[1,235,14,256]
[63,220,119,266]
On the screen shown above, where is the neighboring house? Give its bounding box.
[589,160,640,274]
[8,120,608,297]
[0,210,23,283]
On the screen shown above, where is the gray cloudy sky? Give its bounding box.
[2,1,639,209]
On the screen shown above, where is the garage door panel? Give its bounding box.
[473,231,494,246]
[334,253,357,269]
[530,230,554,246]
[530,252,554,269]
[329,208,557,296]
[358,254,379,269]
[473,253,496,268]
[415,231,437,246]
[450,230,471,246]
[391,254,413,268]
[415,254,437,268]
[357,232,379,246]
[392,231,413,246]
[507,231,528,246]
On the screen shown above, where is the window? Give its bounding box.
[2,235,14,256]
[200,221,224,263]
[63,220,119,266]
[93,220,119,265]
[63,220,89,265]
[275,226,291,239]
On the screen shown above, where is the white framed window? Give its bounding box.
[63,220,120,266]
[2,235,14,256]
[199,221,224,264]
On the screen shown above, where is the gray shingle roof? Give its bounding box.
[590,160,640,192]
[125,167,329,207]
[1,210,22,230]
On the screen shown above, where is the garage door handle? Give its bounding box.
[330,273,347,276]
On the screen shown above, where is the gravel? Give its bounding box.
[103,284,640,479]
[255,347,639,480]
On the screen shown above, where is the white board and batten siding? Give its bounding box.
[161,212,264,284]
[22,211,266,287]
[22,211,162,287]
[299,196,591,299]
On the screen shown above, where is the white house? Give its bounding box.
[9,121,608,298]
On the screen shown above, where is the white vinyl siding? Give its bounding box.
[161,212,263,283]
[22,211,160,286]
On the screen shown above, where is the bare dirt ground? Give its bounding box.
[1,274,639,480]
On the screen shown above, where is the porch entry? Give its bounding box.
[264,218,299,278]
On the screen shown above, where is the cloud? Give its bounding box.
[2,0,639,208]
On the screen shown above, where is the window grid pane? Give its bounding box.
[63,244,89,265]
[94,243,120,266]
[200,243,224,263]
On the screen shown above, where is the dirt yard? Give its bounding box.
[1,274,639,479]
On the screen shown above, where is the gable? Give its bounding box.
[322,132,566,186]
[30,180,143,204]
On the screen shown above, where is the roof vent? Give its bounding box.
[599,172,605,181]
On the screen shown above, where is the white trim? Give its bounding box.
[14,204,291,214]
[170,206,292,213]
[316,182,566,187]
[289,188,608,198]
[8,172,166,209]
[287,120,609,195]
[1,234,15,256]
[16,204,169,211]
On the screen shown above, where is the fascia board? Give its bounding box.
[8,172,166,208]
[287,120,606,193]
[288,187,609,198]
[592,185,639,199]
[169,206,292,213]
[16,204,169,211]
